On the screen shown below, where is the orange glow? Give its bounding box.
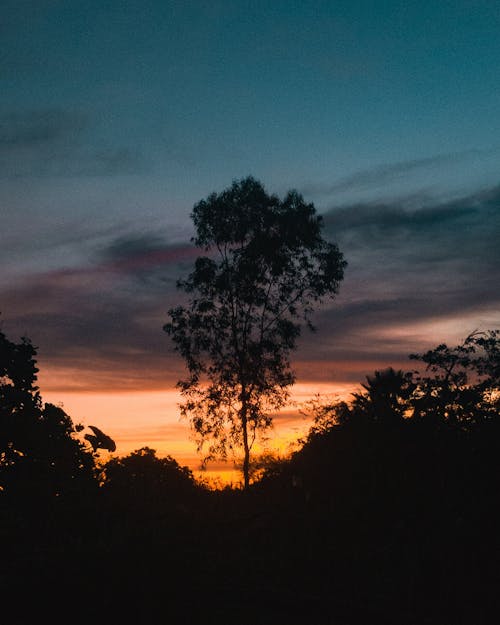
[41,381,359,485]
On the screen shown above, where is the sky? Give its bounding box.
[2,1,500,483]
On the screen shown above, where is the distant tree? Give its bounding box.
[0,327,96,498]
[350,367,415,425]
[101,447,198,505]
[409,329,500,425]
[261,331,499,522]
[164,176,346,488]
[297,368,415,435]
[301,332,499,434]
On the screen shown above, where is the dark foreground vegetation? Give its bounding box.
[1,327,499,625]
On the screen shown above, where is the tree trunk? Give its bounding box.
[241,405,250,490]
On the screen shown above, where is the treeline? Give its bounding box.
[1,327,499,624]
[253,330,500,624]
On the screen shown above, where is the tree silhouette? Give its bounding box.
[409,329,500,425]
[84,424,117,453]
[101,446,198,508]
[0,327,96,498]
[164,176,346,488]
[351,366,415,424]
[262,331,500,625]
[300,332,499,434]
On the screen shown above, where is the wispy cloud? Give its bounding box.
[0,109,144,178]
[323,184,500,268]
[0,109,87,146]
[302,148,499,198]
[290,184,500,380]
[0,233,199,391]
[1,184,498,394]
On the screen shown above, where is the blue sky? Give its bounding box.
[1,1,499,465]
[4,1,500,198]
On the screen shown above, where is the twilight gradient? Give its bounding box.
[2,1,499,481]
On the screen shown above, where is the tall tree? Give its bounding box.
[164,176,346,488]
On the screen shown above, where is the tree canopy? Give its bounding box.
[0,327,97,499]
[165,176,346,487]
[300,330,500,434]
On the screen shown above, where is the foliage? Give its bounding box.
[409,329,500,425]
[0,327,96,498]
[101,446,199,501]
[101,447,201,523]
[84,424,117,452]
[260,330,500,506]
[164,176,346,487]
[297,331,500,435]
[351,366,415,423]
[2,326,498,624]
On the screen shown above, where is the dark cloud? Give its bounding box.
[79,147,143,177]
[286,183,500,381]
[1,273,182,392]
[1,184,498,393]
[0,233,200,391]
[101,234,174,262]
[0,109,87,146]
[324,197,474,232]
[95,234,199,288]
[0,109,144,178]
[301,148,498,198]
[323,184,500,270]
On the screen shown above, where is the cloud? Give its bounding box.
[0,109,144,178]
[286,184,500,380]
[0,109,87,146]
[1,277,182,392]
[0,233,199,392]
[322,184,500,269]
[100,233,190,265]
[302,148,499,198]
[1,184,498,395]
[95,234,200,284]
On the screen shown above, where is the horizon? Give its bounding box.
[2,1,500,483]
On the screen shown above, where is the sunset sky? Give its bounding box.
[2,1,500,482]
